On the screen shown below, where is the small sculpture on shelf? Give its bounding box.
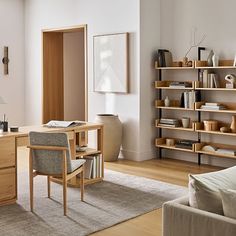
[225,74,236,89]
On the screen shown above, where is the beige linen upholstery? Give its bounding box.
[163,196,236,236]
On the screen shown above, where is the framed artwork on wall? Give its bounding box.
[93,32,129,93]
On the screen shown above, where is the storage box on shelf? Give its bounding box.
[155,57,236,165]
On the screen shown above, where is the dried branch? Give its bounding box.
[184,30,206,58]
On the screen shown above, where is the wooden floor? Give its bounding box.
[17,148,220,236]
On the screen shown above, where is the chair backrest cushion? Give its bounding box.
[29,132,72,175]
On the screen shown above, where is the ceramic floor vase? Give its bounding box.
[95,114,122,161]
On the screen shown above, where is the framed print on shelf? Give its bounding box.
[93,32,129,93]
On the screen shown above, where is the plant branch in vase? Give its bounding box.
[183,28,206,67]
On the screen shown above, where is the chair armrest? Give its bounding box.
[163,196,236,236]
[27,145,68,151]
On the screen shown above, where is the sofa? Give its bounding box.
[163,196,236,236]
[163,166,236,236]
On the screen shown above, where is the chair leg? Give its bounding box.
[63,176,67,216]
[80,167,84,201]
[29,150,34,212]
[47,176,51,198]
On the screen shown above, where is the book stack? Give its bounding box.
[200,102,226,110]
[83,155,102,179]
[175,140,197,150]
[216,149,236,156]
[169,82,192,88]
[180,91,201,109]
[159,118,180,127]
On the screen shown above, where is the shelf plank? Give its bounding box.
[155,86,194,90]
[156,143,194,153]
[195,66,236,69]
[75,148,101,157]
[195,108,236,114]
[51,176,103,187]
[195,88,236,91]
[196,129,236,137]
[156,125,194,132]
[155,66,194,70]
[156,106,195,111]
[196,150,236,159]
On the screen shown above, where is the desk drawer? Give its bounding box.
[0,137,15,168]
[0,167,16,201]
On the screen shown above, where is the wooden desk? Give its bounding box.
[0,122,103,206]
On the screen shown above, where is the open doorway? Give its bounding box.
[42,25,87,124]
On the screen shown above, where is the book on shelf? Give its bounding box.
[44,120,85,128]
[83,155,102,179]
[181,91,201,109]
[175,140,198,150]
[169,82,192,88]
[216,149,236,156]
[200,104,226,110]
[203,70,208,88]
[159,118,180,127]
[158,123,180,127]
[160,118,179,124]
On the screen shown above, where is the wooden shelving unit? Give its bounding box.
[155,58,236,164]
[52,124,104,187]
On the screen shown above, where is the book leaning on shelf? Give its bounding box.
[83,155,102,179]
[180,91,201,109]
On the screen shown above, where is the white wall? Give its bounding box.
[0,0,25,126]
[63,31,85,121]
[139,0,161,161]
[24,0,144,160]
[160,0,236,167]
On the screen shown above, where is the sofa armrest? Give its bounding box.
[163,196,236,236]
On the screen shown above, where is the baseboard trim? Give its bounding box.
[120,149,156,161]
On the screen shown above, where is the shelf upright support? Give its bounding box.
[158,69,162,159]
[197,47,206,165]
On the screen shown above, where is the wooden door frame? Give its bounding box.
[42,24,88,123]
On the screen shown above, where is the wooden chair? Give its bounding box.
[28,131,85,216]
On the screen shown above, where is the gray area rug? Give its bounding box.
[0,169,187,236]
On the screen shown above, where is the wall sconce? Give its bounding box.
[2,46,9,75]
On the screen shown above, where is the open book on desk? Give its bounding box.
[44,120,85,128]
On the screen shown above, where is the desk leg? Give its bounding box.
[97,127,104,178]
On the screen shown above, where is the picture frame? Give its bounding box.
[93,32,129,93]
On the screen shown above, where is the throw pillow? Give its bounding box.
[220,189,236,219]
[188,166,236,214]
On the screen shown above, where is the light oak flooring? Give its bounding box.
[17,148,220,236]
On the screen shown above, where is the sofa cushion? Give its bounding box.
[189,166,236,214]
[220,189,236,219]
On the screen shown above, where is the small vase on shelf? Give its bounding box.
[164,96,170,107]
[212,54,219,67]
[207,50,214,66]
[230,115,236,133]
